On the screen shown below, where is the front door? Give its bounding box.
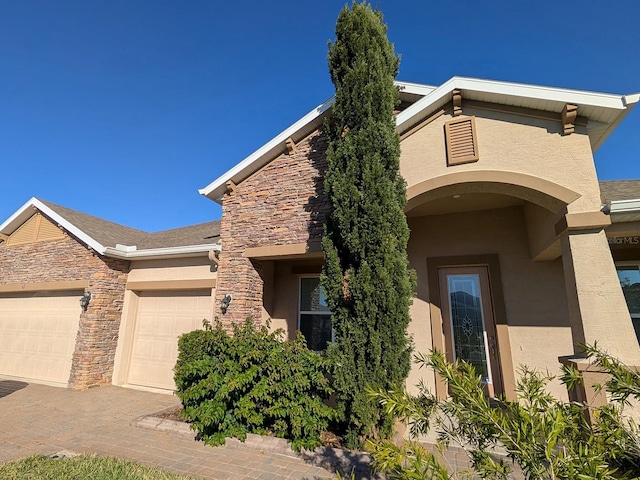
[438,266,503,397]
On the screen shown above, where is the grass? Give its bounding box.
[0,454,199,479]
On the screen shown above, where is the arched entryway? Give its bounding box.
[405,171,580,401]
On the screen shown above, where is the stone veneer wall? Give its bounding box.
[216,131,329,325]
[0,231,129,389]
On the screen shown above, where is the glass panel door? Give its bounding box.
[439,266,502,397]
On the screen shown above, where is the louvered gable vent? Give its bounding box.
[36,215,64,241]
[5,213,64,246]
[445,116,479,166]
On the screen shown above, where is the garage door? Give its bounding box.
[126,290,212,391]
[0,291,81,386]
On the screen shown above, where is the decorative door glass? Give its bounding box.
[446,274,492,385]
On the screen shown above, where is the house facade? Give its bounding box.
[200,77,640,402]
[2,77,640,403]
[0,198,220,391]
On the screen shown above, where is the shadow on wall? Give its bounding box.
[0,380,28,399]
[304,132,330,243]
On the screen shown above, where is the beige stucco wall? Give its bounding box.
[127,257,216,283]
[265,205,574,400]
[265,260,323,337]
[407,205,573,400]
[400,109,601,215]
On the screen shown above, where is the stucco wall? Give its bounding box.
[128,257,216,283]
[407,206,573,400]
[0,230,129,388]
[400,109,601,214]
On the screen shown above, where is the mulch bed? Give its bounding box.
[155,407,345,448]
[155,406,186,423]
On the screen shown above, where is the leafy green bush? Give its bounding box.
[174,320,336,451]
[367,347,640,480]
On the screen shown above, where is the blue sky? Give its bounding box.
[1,1,639,232]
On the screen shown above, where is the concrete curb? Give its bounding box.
[134,409,381,478]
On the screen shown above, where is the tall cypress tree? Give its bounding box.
[322,2,416,448]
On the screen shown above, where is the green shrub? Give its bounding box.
[174,319,336,451]
[367,347,640,479]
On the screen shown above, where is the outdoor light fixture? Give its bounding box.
[79,291,92,311]
[220,294,232,314]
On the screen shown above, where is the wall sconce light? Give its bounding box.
[220,294,232,314]
[80,291,92,312]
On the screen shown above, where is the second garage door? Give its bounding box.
[0,291,81,386]
[126,290,212,391]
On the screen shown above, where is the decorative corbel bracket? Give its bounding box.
[285,137,296,155]
[0,233,8,242]
[561,104,578,136]
[225,180,236,195]
[452,89,463,117]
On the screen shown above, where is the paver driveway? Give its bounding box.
[0,380,336,479]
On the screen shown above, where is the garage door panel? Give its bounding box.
[0,291,81,386]
[126,290,212,390]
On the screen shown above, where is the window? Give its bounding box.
[298,277,333,351]
[616,264,640,345]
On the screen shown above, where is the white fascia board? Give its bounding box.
[623,93,640,106]
[0,197,107,254]
[199,97,334,202]
[199,80,437,204]
[104,243,221,260]
[396,76,633,132]
[397,81,437,96]
[198,76,634,205]
[395,77,458,130]
[451,77,628,109]
[610,199,640,214]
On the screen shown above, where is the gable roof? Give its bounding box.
[0,198,221,259]
[199,76,639,204]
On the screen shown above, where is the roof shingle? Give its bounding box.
[37,199,220,250]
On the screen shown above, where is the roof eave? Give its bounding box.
[198,80,438,204]
[591,94,639,152]
[198,97,334,203]
[0,197,107,254]
[104,243,221,260]
[199,77,638,205]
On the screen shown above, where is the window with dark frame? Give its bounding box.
[616,264,640,345]
[298,277,333,351]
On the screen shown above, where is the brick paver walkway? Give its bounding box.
[0,380,338,479]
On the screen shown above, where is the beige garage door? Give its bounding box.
[0,291,81,386]
[126,290,212,390]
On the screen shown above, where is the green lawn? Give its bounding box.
[0,454,198,479]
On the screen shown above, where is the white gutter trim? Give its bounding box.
[198,80,437,202]
[0,197,107,254]
[610,199,640,214]
[198,97,334,200]
[199,76,634,204]
[398,81,437,96]
[623,93,640,106]
[397,76,632,132]
[450,77,628,108]
[104,243,221,260]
